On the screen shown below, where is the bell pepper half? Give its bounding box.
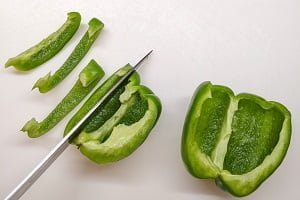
[181,81,291,197]
[65,65,161,163]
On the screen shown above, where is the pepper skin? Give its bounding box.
[5,12,81,71]
[65,65,161,163]
[181,82,291,197]
[33,18,104,93]
[21,59,104,138]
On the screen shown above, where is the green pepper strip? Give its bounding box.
[64,65,133,135]
[21,59,105,138]
[33,18,104,93]
[65,65,161,164]
[5,12,81,71]
[181,82,291,197]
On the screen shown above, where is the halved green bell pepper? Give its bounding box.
[181,82,291,197]
[65,65,161,163]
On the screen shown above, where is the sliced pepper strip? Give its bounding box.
[65,65,161,163]
[64,65,134,135]
[181,82,291,197]
[21,59,104,138]
[33,18,104,93]
[5,12,81,71]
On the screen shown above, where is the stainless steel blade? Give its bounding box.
[5,50,153,200]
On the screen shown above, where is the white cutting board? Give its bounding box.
[1,0,299,199]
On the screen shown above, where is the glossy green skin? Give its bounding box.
[65,65,161,164]
[5,12,81,71]
[182,82,291,197]
[21,59,104,138]
[33,18,104,93]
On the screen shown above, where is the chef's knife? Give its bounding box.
[5,50,153,200]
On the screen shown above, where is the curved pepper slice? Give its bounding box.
[33,18,104,93]
[181,82,291,197]
[64,65,134,135]
[21,59,104,138]
[5,12,81,71]
[65,65,161,163]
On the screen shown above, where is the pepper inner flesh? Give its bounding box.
[196,88,230,156]
[197,90,284,175]
[74,83,148,145]
[118,94,148,126]
[83,83,126,133]
[223,99,284,174]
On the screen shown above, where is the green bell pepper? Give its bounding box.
[181,82,291,197]
[33,18,104,93]
[5,12,81,71]
[21,59,104,138]
[65,65,161,164]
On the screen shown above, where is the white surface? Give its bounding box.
[0,0,300,199]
